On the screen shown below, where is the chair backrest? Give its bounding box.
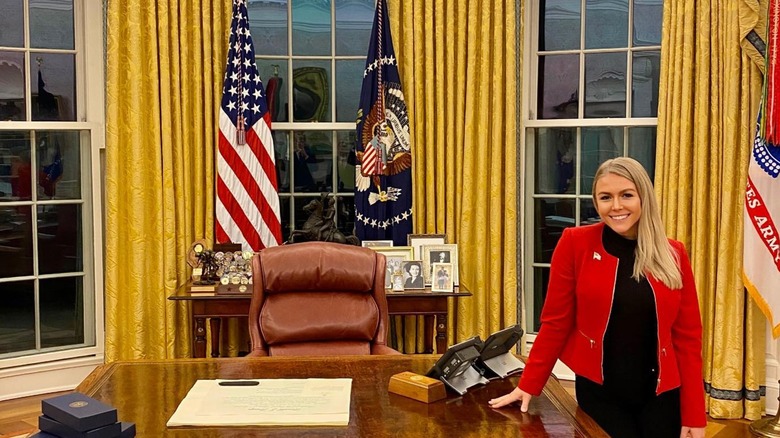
[248,241,392,356]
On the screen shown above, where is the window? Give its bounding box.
[0,0,103,365]
[248,0,374,241]
[523,0,663,332]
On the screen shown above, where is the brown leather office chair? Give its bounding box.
[247,241,400,356]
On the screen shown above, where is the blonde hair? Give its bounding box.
[592,157,682,289]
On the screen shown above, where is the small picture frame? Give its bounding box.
[422,244,458,286]
[406,233,446,259]
[400,260,425,290]
[431,263,454,292]
[370,246,414,289]
[361,240,394,248]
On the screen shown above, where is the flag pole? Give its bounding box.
[750,407,780,437]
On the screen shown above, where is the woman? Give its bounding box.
[489,158,705,438]
[404,262,424,288]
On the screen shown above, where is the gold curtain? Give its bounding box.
[104,0,231,361]
[656,0,765,419]
[388,0,518,351]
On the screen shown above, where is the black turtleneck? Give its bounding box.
[601,225,658,403]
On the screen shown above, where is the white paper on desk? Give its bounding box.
[166,379,352,427]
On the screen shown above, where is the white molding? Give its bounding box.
[0,355,102,402]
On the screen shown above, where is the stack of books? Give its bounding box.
[31,393,135,437]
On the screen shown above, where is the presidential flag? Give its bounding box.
[744,0,780,337]
[355,0,412,246]
[216,0,282,251]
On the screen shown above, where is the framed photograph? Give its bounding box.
[400,260,425,290]
[406,234,446,259]
[370,246,414,289]
[361,240,394,248]
[422,244,458,286]
[431,263,454,292]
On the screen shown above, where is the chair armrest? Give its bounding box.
[246,349,269,357]
[371,344,402,355]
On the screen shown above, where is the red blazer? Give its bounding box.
[518,222,706,427]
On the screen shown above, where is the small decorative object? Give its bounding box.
[370,246,414,289]
[361,239,394,248]
[406,234,446,259]
[431,263,454,292]
[287,193,360,245]
[422,244,459,286]
[388,371,446,403]
[400,260,425,290]
[391,272,405,291]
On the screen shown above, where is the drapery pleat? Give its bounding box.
[656,0,765,419]
[105,0,231,361]
[388,0,518,351]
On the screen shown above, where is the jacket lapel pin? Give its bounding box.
[593,251,601,261]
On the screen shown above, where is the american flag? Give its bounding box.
[216,0,282,251]
[354,0,413,245]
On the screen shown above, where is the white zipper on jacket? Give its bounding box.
[600,260,619,382]
[649,280,662,393]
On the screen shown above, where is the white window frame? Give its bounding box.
[521,0,660,343]
[0,0,104,400]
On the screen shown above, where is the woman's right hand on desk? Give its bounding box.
[488,387,533,412]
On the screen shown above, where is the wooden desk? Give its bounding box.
[77,356,607,437]
[168,286,471,358]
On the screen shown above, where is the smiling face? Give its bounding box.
[408,264,420,277]
[594,173,642,239]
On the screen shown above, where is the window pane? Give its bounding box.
[585,0,628,49]
[580,197,601,224]
[38,204,82,275]
[534,198,576,263]
[628,127,656,179]
[30,53,76,121]
[0,280,35,354]
[0,0,24,47]
[336,59,363,122]
[36,131,80,200]
[256,59,288,122]
[531,267,550,332]
[337,131,356,192]
[40,276,84,348]
[533,127,577,195]
[273,131,290,192]
[581,127,623,194]
[292,60,331,122]
[293,195,320,231]
[538,54,579,119]
[292,0,332,56]
[633,0,662,47]
[335,0,374,56]
[0,205,33,278]
[29,0,74,50]
[585,52,626,118]
[279,196,291,243]
[0,131,32,201]
[248,0,288,56]
[631,50,660,117]
[336,196,354,235]
[540,0,581,51]
[0,51,26,121]
[293,131,332,192]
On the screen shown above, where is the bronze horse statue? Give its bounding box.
[287,195,360,245]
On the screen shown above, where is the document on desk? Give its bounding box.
[166,379,352,426]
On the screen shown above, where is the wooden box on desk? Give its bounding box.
[388,371,446,403]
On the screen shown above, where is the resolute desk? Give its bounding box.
[76,355,607,437]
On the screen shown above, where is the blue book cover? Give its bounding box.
[120,421,136,437]
[41,393,117,432]
[39,415,121,438]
